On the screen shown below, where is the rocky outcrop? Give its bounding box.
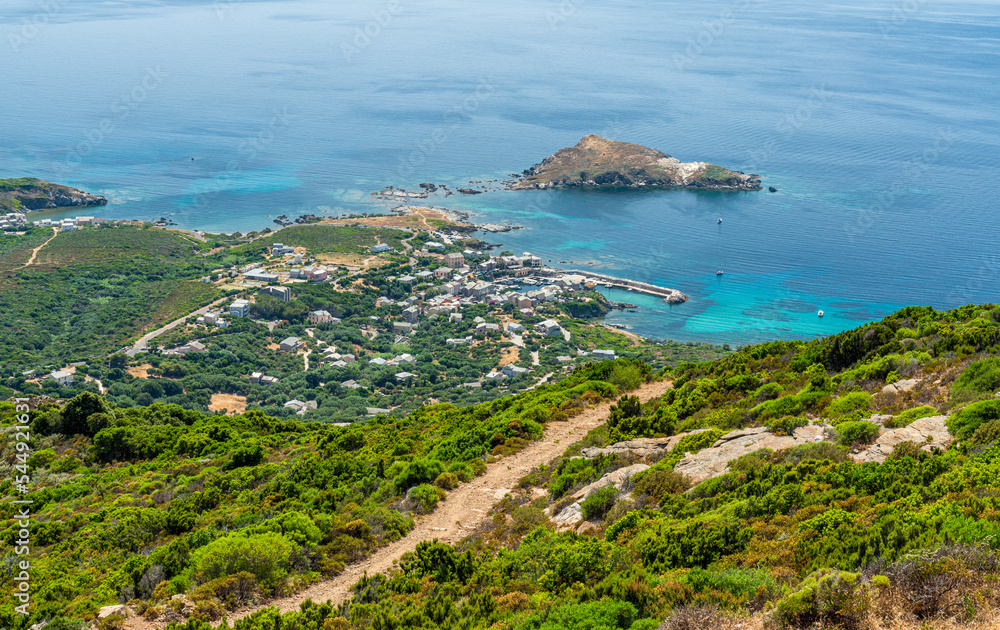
[580,430,713,459]
[510,135,762,191]
[546,463,650,527]
[97,604,132,620]
[674,425,828,485]
[0,177,108,211]
[851,416,952,464]
[880,378,919,395]
[571,463,649,501]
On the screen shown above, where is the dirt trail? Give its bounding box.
[125,379,671,629]
[20,227,58,268]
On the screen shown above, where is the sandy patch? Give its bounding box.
[208,393,247,415]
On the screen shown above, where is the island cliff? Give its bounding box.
[0,177,108,212]
[510,135,761,191]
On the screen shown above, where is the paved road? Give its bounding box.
[125,297,228,357]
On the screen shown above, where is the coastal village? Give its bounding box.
[8,206,706,422]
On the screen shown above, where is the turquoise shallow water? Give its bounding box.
[2,0,999,345]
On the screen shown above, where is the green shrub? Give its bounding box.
[581,486,619,521]
[434,472,459,490]
[834,421,880,446]
[518,599,638,630]
[827,392,872,420]
[765,415,808,436]
[969,418,1000,447]
[771,570,871,629]
[772,442,848,465]
[755,382,783,402]
[885,405,936,428]
[225,444,265,470]
[408,484,445,514]
[951,357,1000,399]
[394,458,444,493]
[631,468,690,503]
[889,441,924,460]
[190,532,295,592]
[948,399,1000,441]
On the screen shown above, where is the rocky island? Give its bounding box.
[0,177,108,212]
[510,134,762,191]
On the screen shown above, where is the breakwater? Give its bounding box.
[544,268,689,304]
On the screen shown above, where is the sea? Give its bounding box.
[2,0,998,347]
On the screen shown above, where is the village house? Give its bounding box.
[272,243,295,256]
[249,372,280,385]
[375,297,393,308]
[370,243,392,253]
[49,370,74,386]
[393,322,413,334]
[593,349,616,361]
[401,306,420,324]
[279,337,303,352]
[308,310,336,324]
[395,371,415,382]
[503,365,529,379]
[302,266,328,282]
[475,322,500,335]
[174,340,207,355]
[443,252,464,268]
[506,322,525,334]
[434,267,451,279]
[535,319,562,336]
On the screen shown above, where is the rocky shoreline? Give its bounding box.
[0,177,108,212]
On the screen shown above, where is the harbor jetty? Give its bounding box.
[542,268,689,305]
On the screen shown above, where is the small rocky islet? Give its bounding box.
[508,134,762,191]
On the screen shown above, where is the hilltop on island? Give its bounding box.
[0,177,108,211]
[510,134,762,191]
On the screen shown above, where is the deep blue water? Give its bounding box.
[2,0,999,346]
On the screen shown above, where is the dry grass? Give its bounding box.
[499,345,520,367]
[319,205,463,231]
[208,393,247,415]
[128,364,153,378]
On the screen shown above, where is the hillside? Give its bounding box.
[511,135,762,191]
[5,306,1000,629]
[0,177,108,212]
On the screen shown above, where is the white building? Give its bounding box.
[230,299,251,318]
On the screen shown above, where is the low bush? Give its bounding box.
[189,532,294,593]
[770,570,872,629]
[826,392,872,421]
[833,421,880,446]
[884,405,936,428]
[581,486,619,521]
[764,415,808,436]
[947,399,1000,441]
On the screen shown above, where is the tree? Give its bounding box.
[61,392,113,436]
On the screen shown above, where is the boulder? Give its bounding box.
[880,378,919,395]
[851,416,952,464]
[551,501,583,524]
[98,605,131,620]
[576,521,598,536]
[572,464,649,501]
